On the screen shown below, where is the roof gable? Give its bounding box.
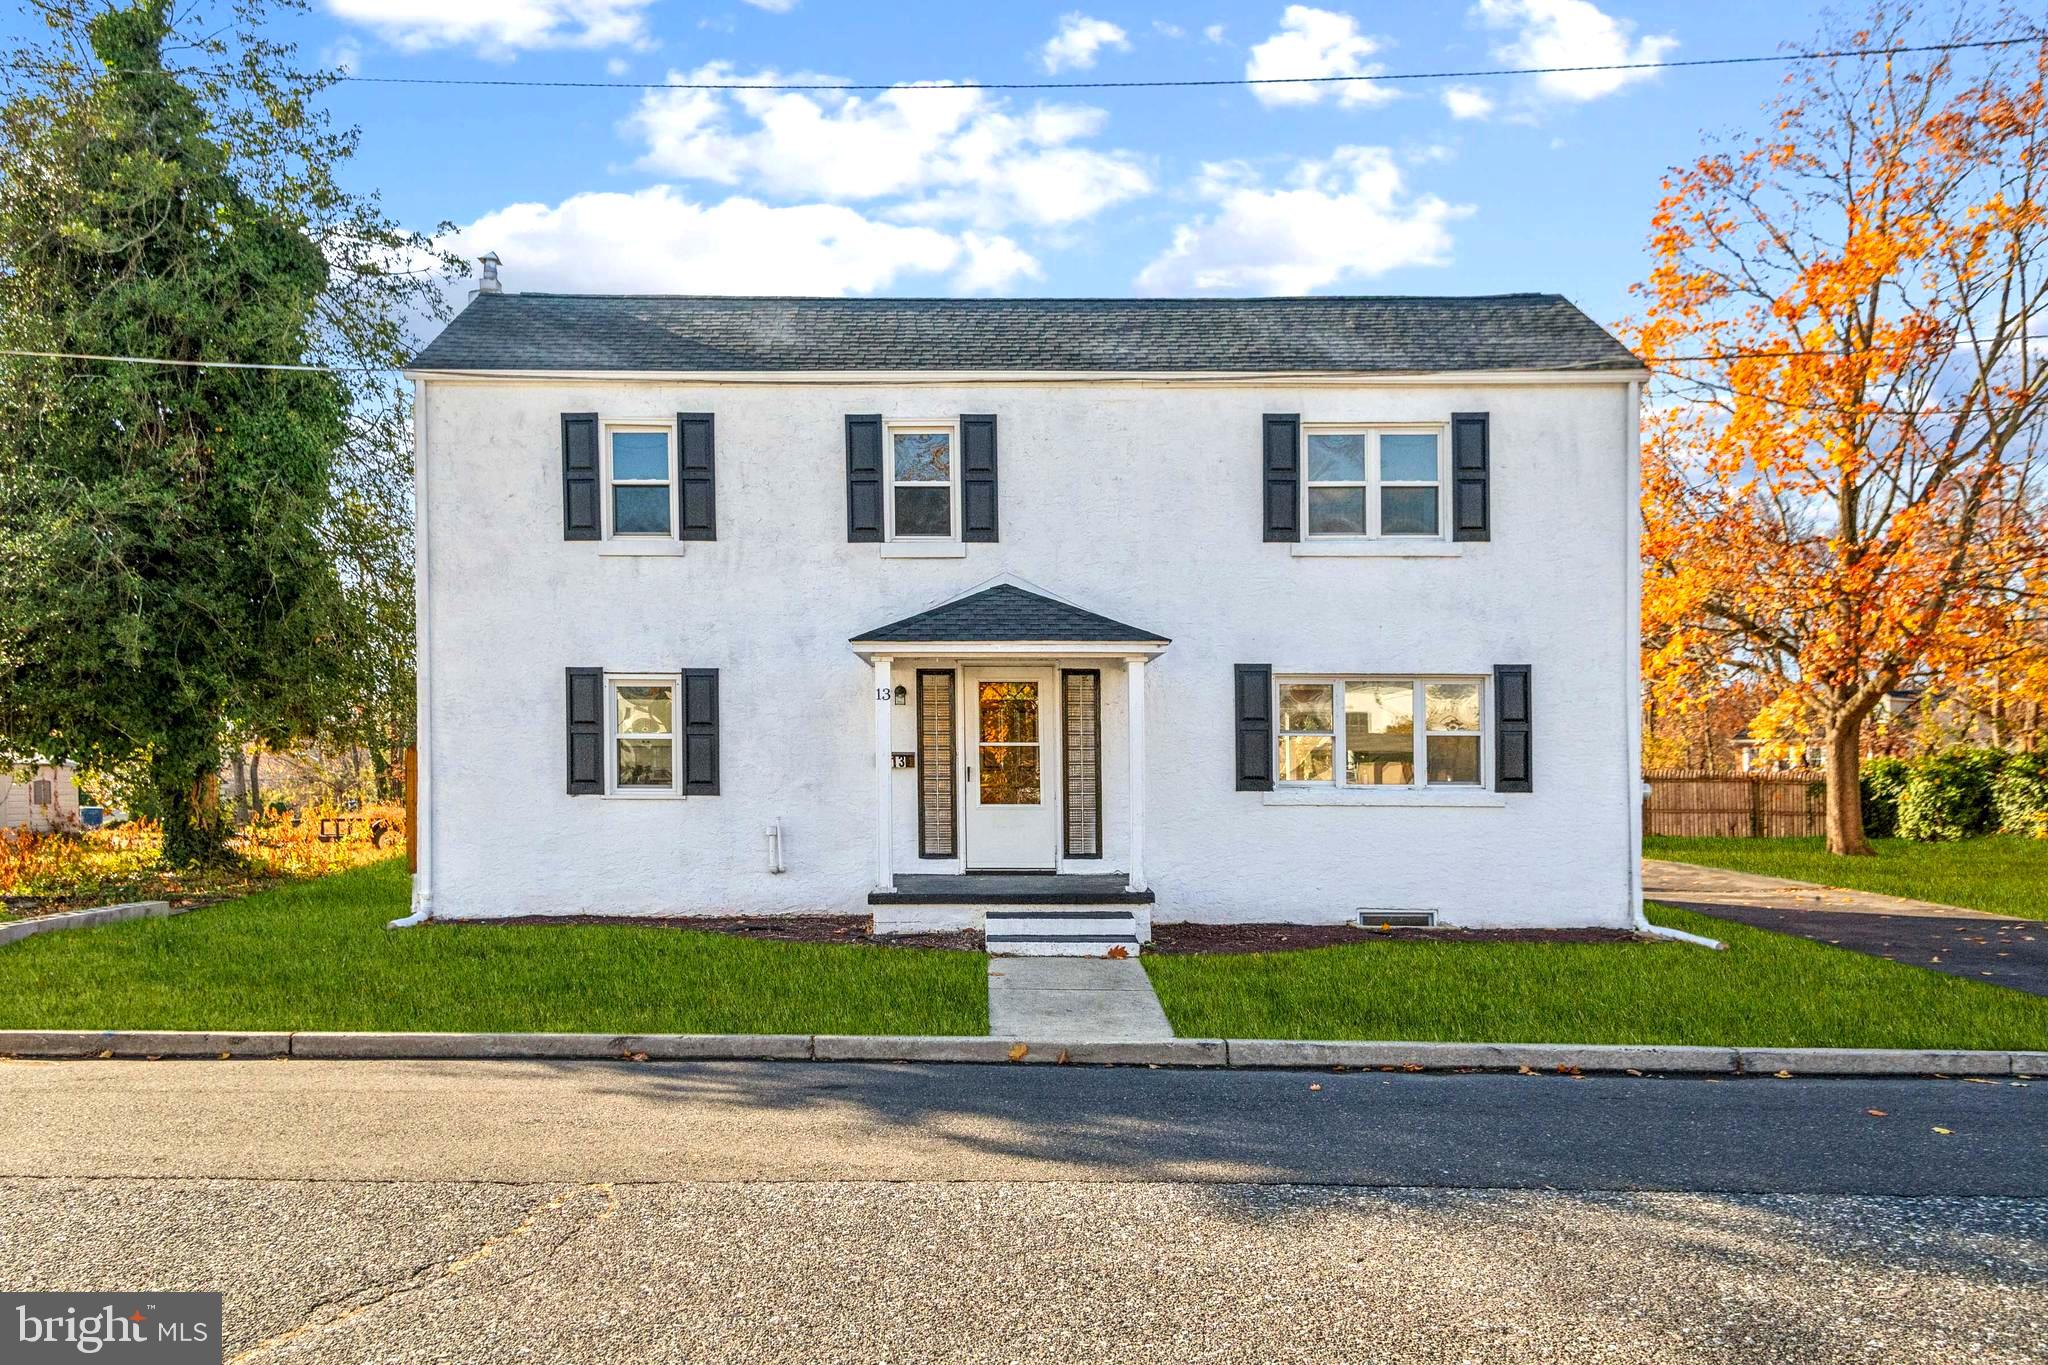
[850,585,1169,645]
[411,293,1641,375]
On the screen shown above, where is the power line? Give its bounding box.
[131,34,2041,95]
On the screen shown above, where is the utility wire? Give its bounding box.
[116,34,2043,95]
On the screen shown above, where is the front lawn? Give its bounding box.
[0,859,986,1036]
[1142,906,2048,1050]
[1646,834,2048,921]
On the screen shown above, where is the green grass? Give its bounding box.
[0,859,986,1036]
[1646,834,2048,920]
[1142,906,2048,1049]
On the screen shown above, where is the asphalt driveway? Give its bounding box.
[1646,858,2048,995]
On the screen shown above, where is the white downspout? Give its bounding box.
[1621,375,1724,950]
[390,376,434,929]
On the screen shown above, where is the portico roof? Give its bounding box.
[849,584,1169,648]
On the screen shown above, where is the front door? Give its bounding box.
[964,667,1058,871]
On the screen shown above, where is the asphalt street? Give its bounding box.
[3,1059,2044,1362]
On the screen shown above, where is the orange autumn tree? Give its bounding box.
[1632,8,2048,854]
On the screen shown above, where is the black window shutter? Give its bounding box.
[960,413,998,542]
[1262,414,1300,542]
[1452,412,1490,542]
[677,413,716,541]
[562,413,600,541]
[682,668,719,795]
[846,414,884,542]
[566,667,603,794]
[1495,664,1532,792]
[1234,664,1274,791]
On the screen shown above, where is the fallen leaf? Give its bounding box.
[1516,1065,1536,1076]
[1008,1042,1028,1062]
[1933,1127,1953,1135]
[1308,1083,1322,1092]
[1055,1049,1071,1065]
[216,1052,230,1061]
[1774,1070,1794,1079]
[1962,1077,1997,1085]
[97,1050,112,1060]
[1866,1109,1887,1117]
[1401,1063,1423,1073]
[1625,1069,1644,1077]
[1105,945,1130,960]
[628,1052,649,1063]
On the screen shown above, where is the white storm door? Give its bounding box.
[963,668,1058,871]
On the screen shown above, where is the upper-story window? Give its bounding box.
[1304,427,1444,539]
[1276,675,1483,788]
[887,422,958,540]
[607,425,674,538]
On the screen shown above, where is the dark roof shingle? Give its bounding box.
[851,585,1168,645]
[411,293,1640,374]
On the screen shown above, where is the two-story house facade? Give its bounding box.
[405,287,1648,948]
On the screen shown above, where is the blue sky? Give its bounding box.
[49,1,1841,331]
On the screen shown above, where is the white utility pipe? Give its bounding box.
[765,820,786,874]
[390,375,433,929]
[1622,377,1723,951]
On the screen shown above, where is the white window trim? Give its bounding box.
[1301,423,1448,542]
[1274,674,1488,791]
[605,671,684,799]
[884,419,961,544]
[602,421,678,542]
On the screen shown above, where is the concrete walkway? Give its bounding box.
[1645,859,2048,996]
[986,957,1175,1041]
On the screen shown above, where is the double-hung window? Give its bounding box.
[1304,427,1445,539]
[607,425,674,538]
[608,675,678,794]
[887,422,957,540]
[1276,676,1483,788]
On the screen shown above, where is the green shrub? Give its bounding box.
[1992,753,2048,838]
[1897,748,2006,841]
[1859,756,1911,838]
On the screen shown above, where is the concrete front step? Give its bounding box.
[984,909,1143,958]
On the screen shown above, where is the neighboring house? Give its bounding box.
[405,282,1649,945]
[0,763,80,832]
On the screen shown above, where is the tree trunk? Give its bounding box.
[152,743,233,868]
[1823,715,1873,856]
[248,750,261,817]
[229,748,249,823]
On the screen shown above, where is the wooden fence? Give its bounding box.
[1642,769,1827,838]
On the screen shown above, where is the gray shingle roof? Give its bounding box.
[851,585,1169,645]
[411,293,1640,374]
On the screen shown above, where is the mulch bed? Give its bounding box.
[472,913,983,952]
[1146,922,1645,954]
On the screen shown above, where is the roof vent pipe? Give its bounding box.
[472,251,502,299]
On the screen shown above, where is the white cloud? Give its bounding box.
[1473,0,1677,101]
[1153,20,1185,39]
[1203,22,1226,43]
[1244,6,1395,108]
[742,0,798,10]
[324,0,655,57]
[1041,13,1131,72]
[1442,84,1494,119]
[456,187,1040,296]
[1134,147,1470,294]
[626,64,1152,230]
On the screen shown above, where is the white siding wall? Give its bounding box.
[0,764,81,832]
[420,375,1638,928]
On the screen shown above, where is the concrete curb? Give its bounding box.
[0,1031,2033,1076]
[0,900,179,947]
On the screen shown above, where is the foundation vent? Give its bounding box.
[1358,910,1437,928]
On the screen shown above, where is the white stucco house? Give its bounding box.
[404,280,1649,951]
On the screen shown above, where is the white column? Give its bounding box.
[873,655,896,892]
[1125,656,1148,893]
